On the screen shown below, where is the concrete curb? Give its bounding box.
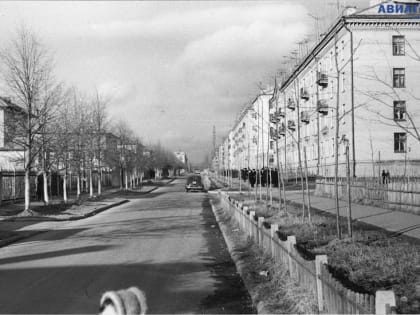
[209,196,270,314]
[1,199,130,223]
[67,199,130,221]
[0,199,130,250]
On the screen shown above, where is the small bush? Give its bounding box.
[227,194,420,313]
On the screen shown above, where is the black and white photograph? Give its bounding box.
[0,0,419,314]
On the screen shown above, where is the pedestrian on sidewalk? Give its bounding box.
[250,169,256,188]
[385,170,391,184]
[382,170,386,184]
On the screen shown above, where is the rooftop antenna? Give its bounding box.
[308,13,328,43]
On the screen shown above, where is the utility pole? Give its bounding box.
[334,34,342,239]
[346,143,352,238]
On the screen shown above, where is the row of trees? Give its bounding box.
[0,27,184,212]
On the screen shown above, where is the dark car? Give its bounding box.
[185,175,205,192]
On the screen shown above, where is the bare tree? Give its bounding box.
[0,27,58,211]
[114,120,135,190]
[37,83,65,205]
[92,90,109,196]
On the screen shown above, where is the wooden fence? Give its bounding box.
[0,171,116,204]
[0,171,36,201]
[316,177,420,213]
[219,191,397,314]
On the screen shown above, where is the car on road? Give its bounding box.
[185,174,205,192]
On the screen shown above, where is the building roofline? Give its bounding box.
[280,13,420,92]
[0,97,26,114]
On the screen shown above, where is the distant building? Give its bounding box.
[174,151,188,165]
[0,97,26,170]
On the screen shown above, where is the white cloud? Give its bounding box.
[0,1,311,163]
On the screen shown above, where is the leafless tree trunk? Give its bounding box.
[1,27,58,211]
[43,171,49,205]
[89,168,93,198]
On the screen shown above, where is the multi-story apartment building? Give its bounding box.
[218,91,274,175]
[219,0,420,179]
[275,1,420,178]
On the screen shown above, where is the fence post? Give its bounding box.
[270,224,279,258]
[286,235,296,278]
[375,290,396,315]
[0,171,2,206]
[315,254,328,313]
[249,211,255,238]
[242,206,248,230]
[257,217,265,246]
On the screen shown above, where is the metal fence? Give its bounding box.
[219,191,396,314]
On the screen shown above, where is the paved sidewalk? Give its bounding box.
[211,176,420,240]
[283,190,420,240]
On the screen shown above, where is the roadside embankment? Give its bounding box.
[209,192,318,314]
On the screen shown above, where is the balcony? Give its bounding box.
[317,100,329,115]
[287,98,296,110]
[301,111,310,124]
[277,109,285,117]
[316,72,328,87]
[300,88,309,101]
[287,120,296,131]
[279,124,286,136]
[270,128,278,140]
[270,113,279,124]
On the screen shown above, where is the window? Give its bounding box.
[392,35,405,56]
[393,68,405,88]
[394,133,407,153]
[393,101,406,121]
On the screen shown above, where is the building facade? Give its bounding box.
[219,0,420,179]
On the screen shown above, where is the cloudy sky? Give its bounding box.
[0,0,368,164]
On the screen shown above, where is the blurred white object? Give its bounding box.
[100,287,147,315]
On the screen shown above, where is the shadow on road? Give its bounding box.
[0,244,116,265]
[0,182,255,314]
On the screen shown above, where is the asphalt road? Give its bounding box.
[0,179,254,314]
